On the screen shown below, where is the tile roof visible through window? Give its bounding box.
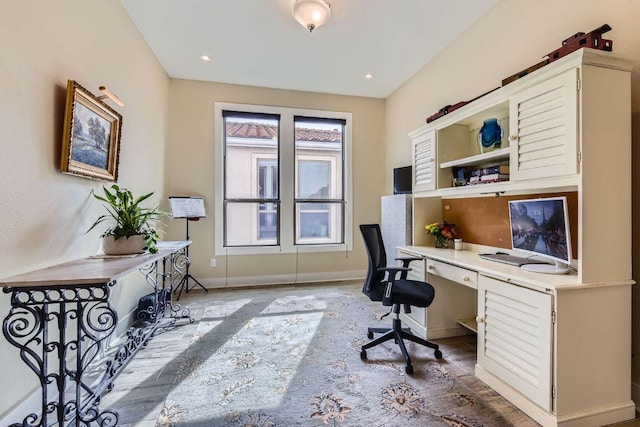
[226,122,341,142]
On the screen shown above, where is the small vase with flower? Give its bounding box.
[425,219,459,249]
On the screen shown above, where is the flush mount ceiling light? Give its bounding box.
[292,0,331,33]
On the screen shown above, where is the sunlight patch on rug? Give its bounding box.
[202,298,254,319]
[260,294,328,315]
[168,298,325,419]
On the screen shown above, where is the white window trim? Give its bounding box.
[214,102,353,256]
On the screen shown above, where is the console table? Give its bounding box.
[1,241,193,427]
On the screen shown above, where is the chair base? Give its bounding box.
[360,316,442,374]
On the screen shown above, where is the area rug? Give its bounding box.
[104,283,537,427]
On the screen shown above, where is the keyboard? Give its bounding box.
[478,253,549,267]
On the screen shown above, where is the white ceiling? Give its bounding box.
[120,0,497,99]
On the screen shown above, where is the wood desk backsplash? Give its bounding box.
[442,192,578,256]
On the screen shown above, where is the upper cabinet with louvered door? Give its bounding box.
[509,69,578,181]
[411,129,436,192]
[408,49,634,199]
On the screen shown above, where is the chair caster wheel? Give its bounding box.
[435,349,443,359]
[360,350,367,360]
[405,364,413,374]
[367,331,374,339]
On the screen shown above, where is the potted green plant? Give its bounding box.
[87,184,168,254]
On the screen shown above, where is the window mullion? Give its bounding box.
[279,116,295,252]
[295,199,343,203]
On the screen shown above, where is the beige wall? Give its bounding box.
[0,1,169,417]
[4,0,640,420]
[384,0,640,399]
[165,80,385,286]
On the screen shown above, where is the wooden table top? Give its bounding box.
[0,241,190,289]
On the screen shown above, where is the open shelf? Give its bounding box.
[457,318,478,334]
[439,148,510,169]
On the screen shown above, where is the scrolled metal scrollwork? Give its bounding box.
[139,260,160,291]
[169,302,191,320]
[3,283,117,426]
[77,406,119,427]
[8,412,40,427]
[3,243,192,426]
[103,327,149,382]
[3,305,45,381]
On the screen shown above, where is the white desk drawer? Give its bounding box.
[427,259,478,289]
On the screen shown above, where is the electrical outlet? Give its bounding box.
[210,258,216,268]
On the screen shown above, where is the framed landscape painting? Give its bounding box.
[60,80,122,181]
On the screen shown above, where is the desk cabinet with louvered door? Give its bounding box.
[476,275,553,412]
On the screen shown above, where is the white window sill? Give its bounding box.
[216,243,352,256]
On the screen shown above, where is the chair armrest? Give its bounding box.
[395,256,422,279]
[376,267,410,306]
[395,256,422,266]
[377,266,410,278]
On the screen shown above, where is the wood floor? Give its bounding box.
[610,419,640,426]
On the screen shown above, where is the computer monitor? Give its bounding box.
[393,166,412,195]
[508,196,572,274]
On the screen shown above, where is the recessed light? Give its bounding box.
[200,55,211,62]
[365,73,374,79]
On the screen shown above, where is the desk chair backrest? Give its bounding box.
[359,224,387,296]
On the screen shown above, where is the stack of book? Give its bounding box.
[468,164,510,184]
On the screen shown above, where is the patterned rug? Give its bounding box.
[102,283,537,427]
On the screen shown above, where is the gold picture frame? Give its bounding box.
[60,80,122,181]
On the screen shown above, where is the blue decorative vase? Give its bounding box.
[477,118,503,153]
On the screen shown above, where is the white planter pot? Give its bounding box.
[102,235,146,255]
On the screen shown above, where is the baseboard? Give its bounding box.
[426,325,473,340]
[198,270,366,289]
[556,402,636,427]
[632,380,640,413]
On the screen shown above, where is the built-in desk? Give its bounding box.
[397,245,634,427]
[1,241,192,427]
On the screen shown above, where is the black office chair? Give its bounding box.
[359,224,442,374]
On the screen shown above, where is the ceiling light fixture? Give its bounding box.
[200,55,211,62]
[292,0,331,33]
[365,73,374,79]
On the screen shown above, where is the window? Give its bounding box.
[295,116,344,244]
[222,112,279,247]
[258,159,277,240]
[215,103,352,255]
[298,159,331,239]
